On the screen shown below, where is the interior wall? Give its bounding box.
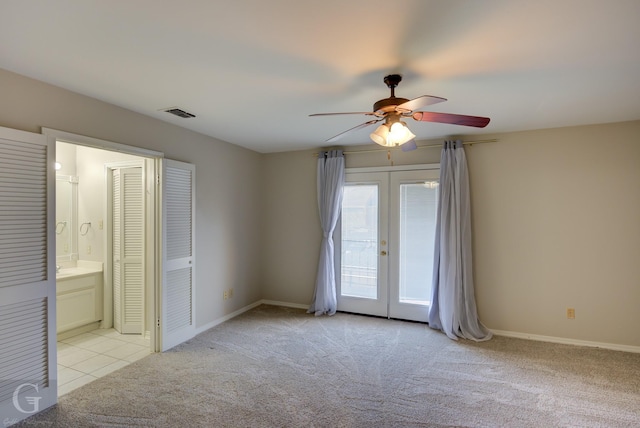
[468,121,640,347]
[0,68,264,328]
[55,141,77,176]
[262,122,640,348]
[261,149,319,305]
[75,145,141,263]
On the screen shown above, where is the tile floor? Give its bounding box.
[57,328,150,396]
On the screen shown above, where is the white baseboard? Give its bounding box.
[194,300,308,336]
[194,301,640,354]
[57,321,101,341]
[491,329,640,354]
[195,300,264,335]
[260,300,309,310]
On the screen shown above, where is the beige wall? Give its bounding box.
[262,122,640,347]
[468,122,640,347]
[261,149,320,304]
[0,68,264,328]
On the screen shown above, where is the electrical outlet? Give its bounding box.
[86,245,92,255]
[567,308,575,319]
[223,290,229,300]
[229,288,234,298]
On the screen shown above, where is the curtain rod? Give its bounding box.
[314,139,498,156]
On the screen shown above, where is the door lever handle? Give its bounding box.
[380,250,387,256]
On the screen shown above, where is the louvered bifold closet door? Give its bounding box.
[161,159,195,351]
[113,170,122,332]
[0,126,57,423]
[113,168,144,334]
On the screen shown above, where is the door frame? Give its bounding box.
[43,128,163,352]
[336,163,439,321]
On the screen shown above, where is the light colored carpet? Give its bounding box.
[18,305,640,427]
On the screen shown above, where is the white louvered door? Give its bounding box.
[161,159,195,351]
[112,167,144,334]
[0,126,57,423]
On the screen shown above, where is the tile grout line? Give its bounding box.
[57,328,151,395]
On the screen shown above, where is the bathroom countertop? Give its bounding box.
[56,267,101,280]
[56,261,103,280]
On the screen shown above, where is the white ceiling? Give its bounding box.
[2,0,640,153]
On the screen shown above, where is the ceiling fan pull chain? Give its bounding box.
[387,149,395,166]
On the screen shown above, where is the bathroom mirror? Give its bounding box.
[56,175,78,262]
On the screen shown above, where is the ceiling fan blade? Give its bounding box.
[309,112,378,117]
[396,95,447,113]
[326,119,381,143]
[401,140,418,152]
[412,111,490,128]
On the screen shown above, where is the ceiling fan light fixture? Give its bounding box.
[370,124,390,146]
[388,121,415,146]
[370,120,415,147]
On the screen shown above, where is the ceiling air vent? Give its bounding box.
[162,107,196,119]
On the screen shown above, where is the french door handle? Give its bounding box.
[380,250,387,256]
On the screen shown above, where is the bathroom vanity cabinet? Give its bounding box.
[56,263,103,334]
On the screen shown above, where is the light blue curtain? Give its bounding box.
[308,150,345,316]
[429,141,492,341]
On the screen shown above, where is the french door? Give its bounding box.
[336,168,439,322]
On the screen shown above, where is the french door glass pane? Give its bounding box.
[399,182,438,304]
[341,185,378,299]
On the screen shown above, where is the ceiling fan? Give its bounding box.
[310,74,490,147]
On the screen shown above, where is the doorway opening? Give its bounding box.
[50,130,161,396]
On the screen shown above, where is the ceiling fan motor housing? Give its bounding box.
[373,97,409,114]
[383,74,403,89]
[374,74,408,114]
